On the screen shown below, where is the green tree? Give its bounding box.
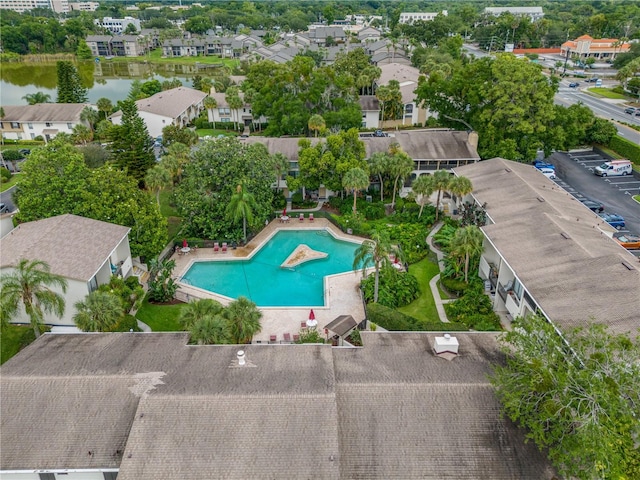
[491,315,640,479]
[184,15,213,35]
[189,316,231,345]
[80,105,99,132]
[109,100,155,184]
[76,40,92,60]
[147,259,177,302]
[308,113,325,137]
[586,118,617,146]
[0,259,68,338]
[352,229,397,304]
[342,167,370,215]
[448,175,473,210]
[162,125,199,147]
[388,146,414,208]
[96,97,113,119]
[71,123,92,145]
[73,290,123,332]
[203,95,217,112]
[411,174,435,219]
[224,296,262,344]
[173,138,274,241]
[225,86,243,131]
[145,165,171,206]
[449,225,483,282]
[431,170,452,222]
[367,152,390,202]
[270,153,289,194]
[226,182,257,243]
[178,298,224,330]
[56,60,88,103]
[22,92,52,105]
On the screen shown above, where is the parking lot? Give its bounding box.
[546,150,640,256]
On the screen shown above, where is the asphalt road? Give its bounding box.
[547,151,640,255]
[0,185,17,213]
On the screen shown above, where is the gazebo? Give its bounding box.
[324,315,359,346]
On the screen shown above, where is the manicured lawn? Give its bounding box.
[196,128,239,137]
[105,49,237,68]
[398,257,441,323]
[0,174,20,192]
[1,324,40,364]
[135,298,186,331]
[587,88,627,99]
[634,195,640,203]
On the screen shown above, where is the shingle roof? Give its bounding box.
[1,332,556,478]
[325,315,357,336]
[454,158,640,334]
[243,130,479,162]
[0,214,130,282]
[0,104,88,122]
[113,87,206,119]
[358,95,380,111]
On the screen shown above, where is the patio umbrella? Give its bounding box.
[306,309,317,329]
[309,309,315,320]
[282,207,287,217]
[183,238,188,248]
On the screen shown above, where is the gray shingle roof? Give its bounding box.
[1,332,556,478]
[112,87,206,119]
[0,104,88,122]
[455,158,640,334]
[0,214,130,282]
[358,95,380,111]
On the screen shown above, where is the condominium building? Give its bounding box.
[0,0,68,13]
[398,11,447,24]
[484,7,544,22]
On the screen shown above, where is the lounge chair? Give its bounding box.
[269,335,277,344]
[293,334,300,342]
[213,242,220,253]
[283,333,291,343]
[222,242,228,252]
[299,213,304,222]
[309,213,314,222]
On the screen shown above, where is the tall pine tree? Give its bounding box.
[109,100,155,185]
[56,61,88,103]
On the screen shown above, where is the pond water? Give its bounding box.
[0,61,198,105]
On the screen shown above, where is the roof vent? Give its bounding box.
[537,196,545,202]
[434,334,459,356]
[237,350,246,366]
[622,261,634,271]
[561,232,570,239]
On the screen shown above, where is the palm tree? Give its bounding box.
[448,176,473,211]
[388,150,414,208]
[203,95,217,118]
[145,165,171,205]
[367,152,390,202]
[308,114,325,137]
[226,182,257,243]
[80,106,99,132]
[0,259,68,338]
[412,174,436,219]
[450,225,484,283]
[376,85,392,125]
[352,229,397,303]
[225,87,243,131]
[270,153,289,193]
[96,97,113,120]
[178,298,224,330]
[224,296,262,344]
[72,124,93,145]
[342,167,370,215]
[73,291,123,332]
[189,315,231,345]
[432,170,452,222]
[22,92,51,105]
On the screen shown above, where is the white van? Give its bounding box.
[594,160,632,177]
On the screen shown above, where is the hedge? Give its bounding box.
[366,302,467,332]
[608,136,640,165]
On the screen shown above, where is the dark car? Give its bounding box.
[568,82,579,88]
[598,212,625,230]
[580,198,604,213]
[624,107,637,115]
[18,148,31,156]
[0,203,8,214]
[586,77,600,83]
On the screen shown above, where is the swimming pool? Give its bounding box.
[181,230,364,307]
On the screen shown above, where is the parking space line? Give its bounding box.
[608,180,640,185]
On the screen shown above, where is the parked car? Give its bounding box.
[598,212,625,230]
[624,107,637,115]
[533,160,555,170]
[18,148,31,156]
[568,82,579,88]
[580,198,604,213]
[586,77,600,83]
[0,203,8,214]
[594,160,632,177]
[613,233,640,250]
[538,167,556,180]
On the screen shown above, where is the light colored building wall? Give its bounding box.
[0,471,115,479]
[361,110,379,129]
[2,120,82,142]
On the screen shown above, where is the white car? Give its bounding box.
[539,167,556,180]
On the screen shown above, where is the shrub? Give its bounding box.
[112,314,142,332]
[445,282,501,331]
[440,276,469,296]
[366,302,417,330]
[362,265,420,308]
[291,191,304,206]
[609,135,640,164]
[0,167,11,182]
[387,223,430,264]
[272,193,286,209]
[97,275,145,313]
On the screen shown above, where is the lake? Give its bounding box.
[0,60,199,105]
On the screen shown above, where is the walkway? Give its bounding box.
[425,222,454,323]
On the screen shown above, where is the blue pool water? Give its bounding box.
[181,230,363,307]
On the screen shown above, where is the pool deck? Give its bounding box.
[171,218,368,344]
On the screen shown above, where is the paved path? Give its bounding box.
[426,222,451,323]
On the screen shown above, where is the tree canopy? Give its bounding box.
[56,61,88,104]
[15,139,167,259]
[173,138,274,241]
[491,315,640,479]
